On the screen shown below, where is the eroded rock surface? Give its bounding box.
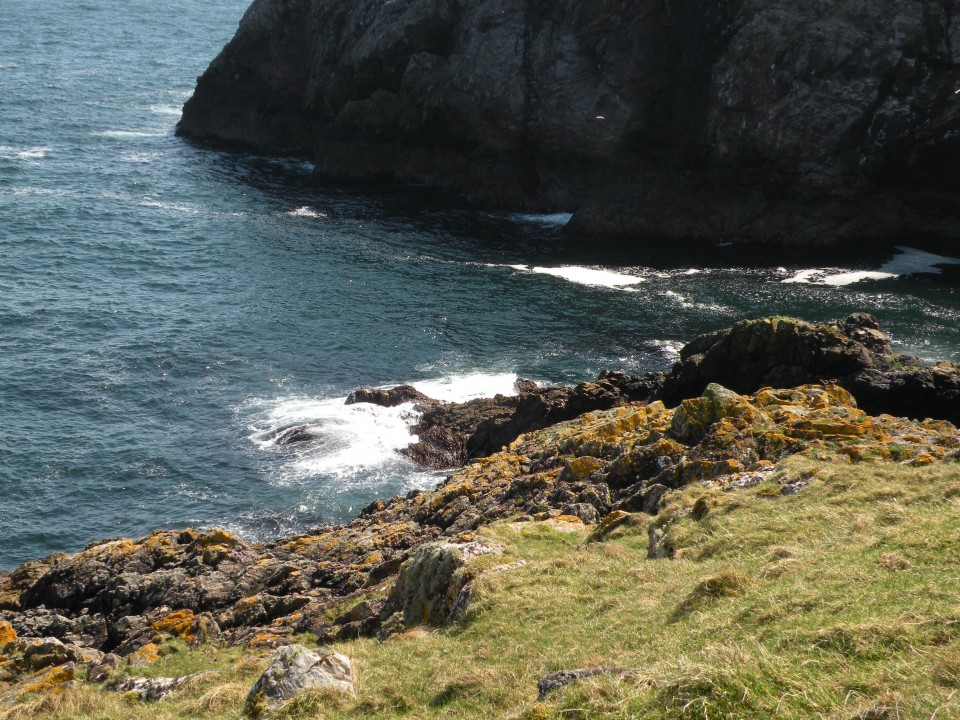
[178,0,960,246]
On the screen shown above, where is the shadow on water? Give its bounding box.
[178,139,960,275]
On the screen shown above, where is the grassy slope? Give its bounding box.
[5,458,960,720]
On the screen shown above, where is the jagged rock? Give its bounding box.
[537,667,634,700]
[112,673,203,701]
[273,425,320,445]
[561,503,600,525]
[87,653,120,683]
[387,371,658,468]
[345,385,432,407]
[22,638,72,670]
[245,645,354,717]
[384,541,501,628]
[2,331,958,672]
[660,314,960,425]
[178,0,960,246]
[0,622,15,645]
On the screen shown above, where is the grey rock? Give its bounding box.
[385,541,500,628]
[87,653,121,683]
[112,673,204,701]
[537,667,633,700]
[245,644,354,717]
[561,503,600,525]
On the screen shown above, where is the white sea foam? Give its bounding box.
[0,62,21,70]
[411,372,518,402]
[0,145,52,160]
[141,199,202,214]
[647,339,685,362]
[286,206,328,219]
[94,129,167,138]
[148,104,181,116]
[880,246,960,276]
[7,186,71,197]
[251,396,420,479]
[507,212,574,226]
[782,246,960,287]
[526,265,644,289]
[121,152,162,164]
[247,372,519,484]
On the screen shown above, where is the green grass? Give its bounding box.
[5,458,960,719]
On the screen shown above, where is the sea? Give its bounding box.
[2,0,959,570]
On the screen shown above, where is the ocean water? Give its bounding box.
[2,0,959,570]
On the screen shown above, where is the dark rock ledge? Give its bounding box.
[1,314,959,699]
[344,313,960,469]
[177,0,960,247]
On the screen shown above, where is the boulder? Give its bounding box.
[245,644,354,717]
[537,667,633,700]
[345,385,432,407]
[384,541,501,628]
[112,673,201,702]
[273,425,320,446]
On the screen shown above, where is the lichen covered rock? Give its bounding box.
[245,644,354,717]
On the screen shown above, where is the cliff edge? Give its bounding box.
[178,0,960,246]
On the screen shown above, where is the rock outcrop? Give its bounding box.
[660,313,960,425]
[178,0,960,246]
[245,644,354,717]
[3,374,957,666]
[339,314,960,471]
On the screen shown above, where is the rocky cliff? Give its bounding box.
[178,0,960,246]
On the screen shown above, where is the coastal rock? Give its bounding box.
[112,673,202,702]
[348,371,659,469]
[245,644,354,717]
[537,667,633,700]
[660,314,960,425]
[345,385,432,407]
[384,540,501,629]
[178,0,960,246]
[273,425,320,446]
[2,339,958,669]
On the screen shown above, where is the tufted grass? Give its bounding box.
[3,457,960,719]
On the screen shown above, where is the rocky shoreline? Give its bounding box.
[2,313,959,709]
[176,0,960,247]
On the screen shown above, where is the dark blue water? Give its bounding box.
[2,0,959,569]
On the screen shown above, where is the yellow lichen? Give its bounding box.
[128,643,161,668]
[0,621,16,644]
[151,609,197,644]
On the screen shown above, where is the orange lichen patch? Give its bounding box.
[128,643,161,668]
[18,663,75,695]
[909,454,936,467]
[546,515,586,532]
[151,609,197,644]
[247,632,287,649]
[0,621,16,645]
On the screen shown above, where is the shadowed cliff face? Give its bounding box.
[178,0,960,246]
